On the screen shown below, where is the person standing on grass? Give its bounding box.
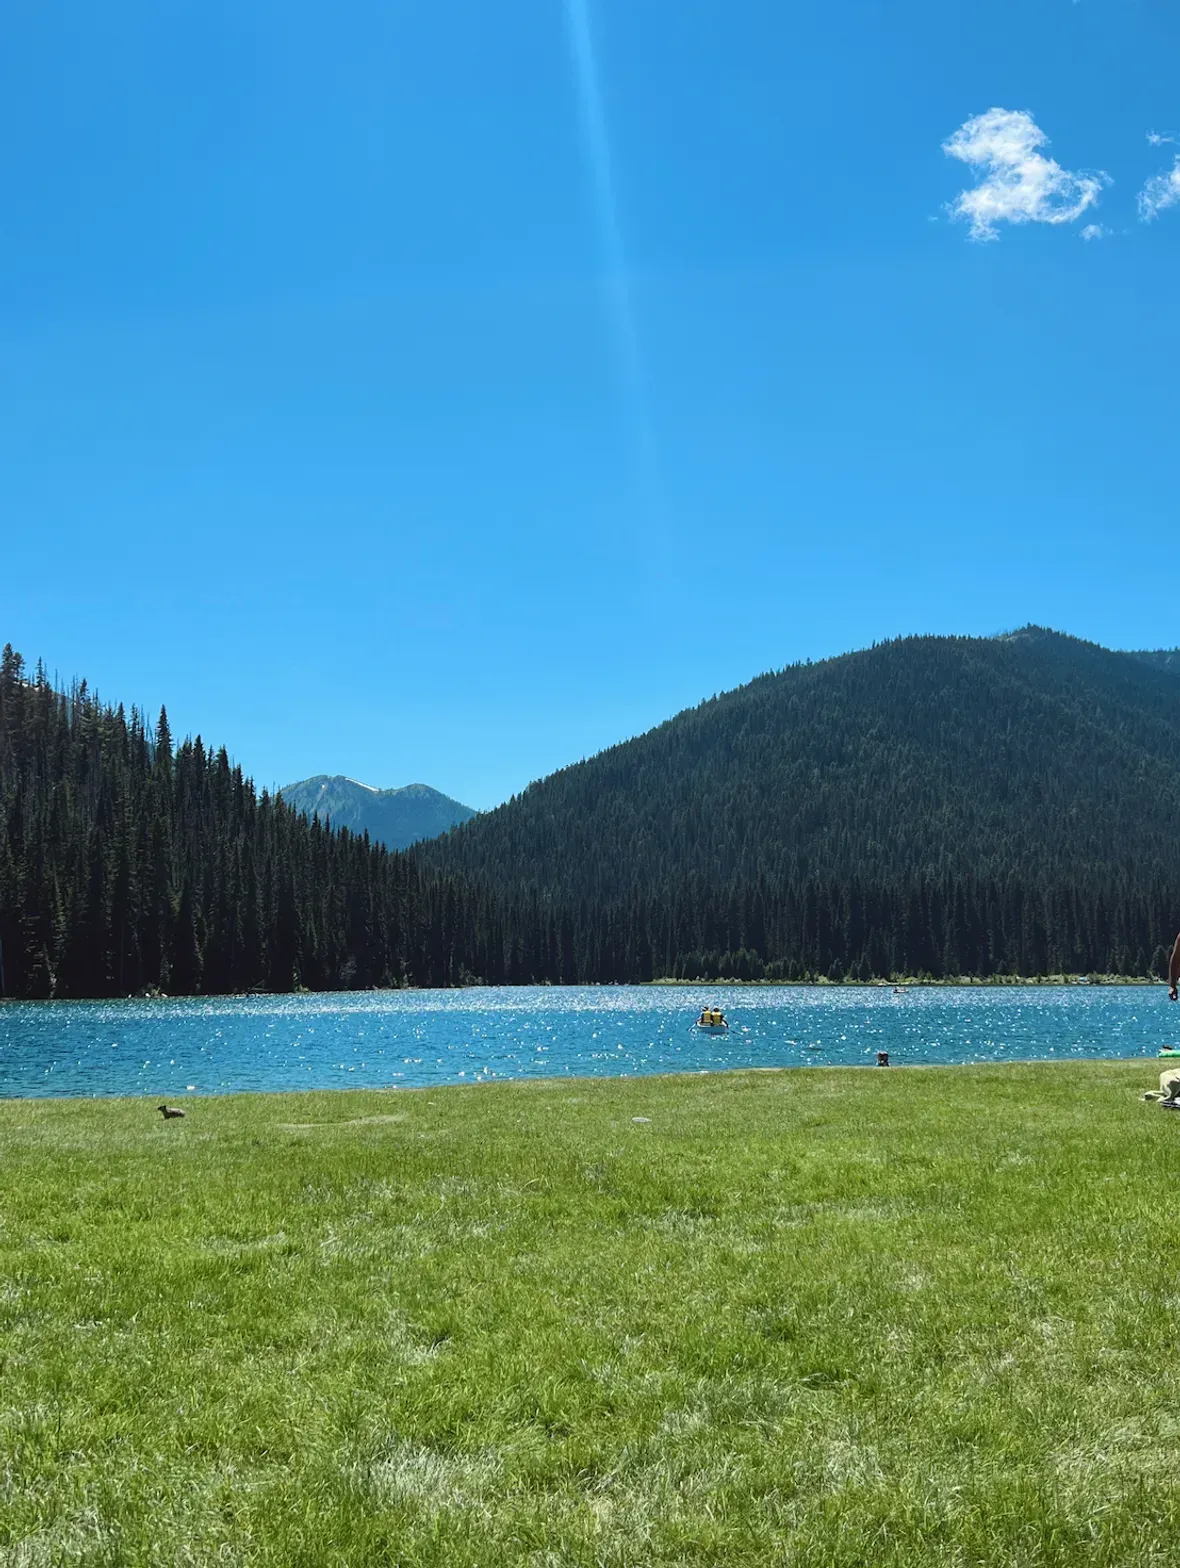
[1170,933,1180,1002]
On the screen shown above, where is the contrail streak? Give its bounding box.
[563,0,661,517]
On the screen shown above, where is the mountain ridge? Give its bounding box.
[6,628,1180,996]
[417,627,1180,899]
[278,774,475,851]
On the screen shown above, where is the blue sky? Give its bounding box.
[3,0,1180,809]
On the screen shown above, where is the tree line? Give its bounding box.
[0,648,432,997]
[411,871,1176,986]
[2,639,1178,998]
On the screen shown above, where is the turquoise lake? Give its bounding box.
[0,985,1171,1099]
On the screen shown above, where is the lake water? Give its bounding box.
[0,985,1171,1100]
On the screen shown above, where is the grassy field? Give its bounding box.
[2,1062,1179,1566]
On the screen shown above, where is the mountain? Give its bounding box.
[278,775,475,850]
[6,629,1180,998]
[410,628,1180,979]
[420,628,1180,896]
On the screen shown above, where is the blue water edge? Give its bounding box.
[0,985,1171,1101]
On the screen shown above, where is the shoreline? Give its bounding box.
[0,1053,1162,1108]
[0,974,1163,1005]
[647,973,1158,987]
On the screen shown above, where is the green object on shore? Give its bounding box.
[2,1063,1180,1564]
[1160,1048,1180,1058]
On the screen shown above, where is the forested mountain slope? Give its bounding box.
[5,631,1180,997]
[421,629,1180,898]
[279,775,475,850]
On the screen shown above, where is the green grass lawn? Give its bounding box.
[2,1063,1179,1566]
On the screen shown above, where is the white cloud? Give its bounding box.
[943,108,1105,241]
[1139,157,1180,220]
[1079,223,1107,241]
[1147,132,1175,147]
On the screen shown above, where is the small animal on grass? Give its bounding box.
[157,1104,186,1120]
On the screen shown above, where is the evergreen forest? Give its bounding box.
[3,630,1180,998]
[0,647,437,998]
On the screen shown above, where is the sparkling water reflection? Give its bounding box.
[0,986,1170,1100]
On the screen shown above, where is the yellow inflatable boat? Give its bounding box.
[696,1009,729,1032]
